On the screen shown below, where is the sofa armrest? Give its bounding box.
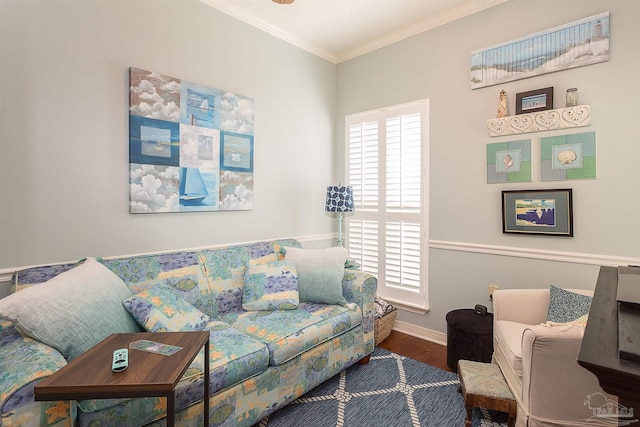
[342,270,377,308]
[0,321,69,416]
[342,270,377,353]
[520,325,608,424]
[493,289,550,325]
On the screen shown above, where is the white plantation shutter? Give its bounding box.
[345,100,429,309]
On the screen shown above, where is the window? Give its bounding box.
[345,100,429,310]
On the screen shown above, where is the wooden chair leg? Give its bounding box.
[465,403,473,427]
[358,355,371,365]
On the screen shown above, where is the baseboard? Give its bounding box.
[392,320,447,347]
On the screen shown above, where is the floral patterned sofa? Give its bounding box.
[0,238,376,427]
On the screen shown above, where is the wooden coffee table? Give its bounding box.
[34,331,210,427]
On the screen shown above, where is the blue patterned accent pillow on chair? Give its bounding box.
[547,285,592,323]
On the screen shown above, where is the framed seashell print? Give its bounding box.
[486,139,532,183]
[540,131,596,181]
[502,189,573,236]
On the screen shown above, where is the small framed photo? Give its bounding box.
[515,87,554,115]
[501,189,573,236]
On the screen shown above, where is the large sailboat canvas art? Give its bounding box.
[129,67,254,213]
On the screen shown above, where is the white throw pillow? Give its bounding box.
[0,258,141,360]
[284,247,348,306]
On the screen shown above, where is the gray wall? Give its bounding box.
[337,0,640,333]
[2,0,639,334]
[0,0,337,270]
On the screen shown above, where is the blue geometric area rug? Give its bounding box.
[256,348,508,427]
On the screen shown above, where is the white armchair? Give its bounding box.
[492,288,614,427]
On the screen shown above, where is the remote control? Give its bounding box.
[112,348,128,372]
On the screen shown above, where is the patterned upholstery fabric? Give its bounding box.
[0,320,77,427]
[102,252,216,317]
[1,239,376,427]
[242,260,299,311]
[123,285,211,332]
[221,302,362,365]
[547,285,592,323]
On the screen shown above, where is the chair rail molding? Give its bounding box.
[429,239,640,267]
[0,233,336,285]
[487,105,591,137]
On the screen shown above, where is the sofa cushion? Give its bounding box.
[547,285,593,323]
[494,320,529,377]
[220,302,362,365]
[284,247,348,306]
[101,252,216,317]
[123,286,210,332]
[0,258,141,360]
[242,260,299,311]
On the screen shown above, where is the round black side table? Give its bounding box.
[446,308,494,373]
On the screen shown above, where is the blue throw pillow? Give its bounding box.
[547,285,592,323]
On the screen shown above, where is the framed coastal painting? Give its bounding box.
[471,12,609,89]
[515,87,553,115]
[129,67,254,213]
[502,189,573,236]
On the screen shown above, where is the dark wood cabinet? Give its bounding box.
[578,266,640,425]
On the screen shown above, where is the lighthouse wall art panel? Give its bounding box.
[471,12,609,89]
[129,67,254,213]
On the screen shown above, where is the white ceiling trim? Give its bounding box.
[337,0,508,63]
[199,0,339,62]
[199,0,508,64]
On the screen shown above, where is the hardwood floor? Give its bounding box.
[377,330,451,372]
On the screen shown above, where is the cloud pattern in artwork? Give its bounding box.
[129,68,254,213]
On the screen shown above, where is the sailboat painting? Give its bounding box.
[178,167,219,210]
[221,132,253,172]
[129,67,253,213]
[180,82,220,129]
[129,115,180,167]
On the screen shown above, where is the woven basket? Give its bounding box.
[374,310,397,345]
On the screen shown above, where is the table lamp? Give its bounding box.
[325,185,355,247]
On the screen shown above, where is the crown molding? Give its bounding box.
[198,0,338,63]
[199,0,508,64]
[337,0,509,63]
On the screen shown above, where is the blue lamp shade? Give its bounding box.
[325,186,355,213]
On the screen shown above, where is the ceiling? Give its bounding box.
[199,0,508,64]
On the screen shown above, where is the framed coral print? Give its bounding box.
[502,189,573,236]
[540,132,596,181]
